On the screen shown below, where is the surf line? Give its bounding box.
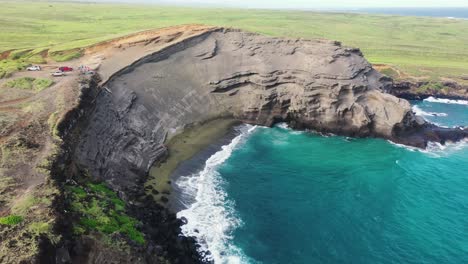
[424,96,468,105]
[176,124,257,263]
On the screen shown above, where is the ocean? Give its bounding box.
[343,8,468,19]
[175,97,468,264]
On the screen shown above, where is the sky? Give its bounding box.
[83,0,468,8]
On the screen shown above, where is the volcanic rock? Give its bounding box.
[75,28,466,194]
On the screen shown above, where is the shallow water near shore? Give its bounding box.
[175,99,468,263]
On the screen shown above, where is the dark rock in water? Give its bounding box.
[390,80,468,101]
[160,196,169,203]
[392,121,468,148]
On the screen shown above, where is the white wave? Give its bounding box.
[431,122,450,129]
[412,105,448,117]
[274,122,304,135]
[176,125,257,264]
[424,96,468,105]
[426,139,468,154]
[387,140,417,152]
[275,122,290,130]
[388,138,468,156]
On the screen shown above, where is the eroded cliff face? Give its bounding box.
[75,29,424,193]
[70,28,467,263]
[74,29,468,192]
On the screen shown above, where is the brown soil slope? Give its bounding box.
[0,25,214,264]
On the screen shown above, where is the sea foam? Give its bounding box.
[412,105,448,117]
[424,96,468,105]
[388,138,468,157]
[176,125,257,263]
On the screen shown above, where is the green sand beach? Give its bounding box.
[145,118,240,204]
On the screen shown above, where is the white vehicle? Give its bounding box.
[51,71,65,77]
[26,65,41,71]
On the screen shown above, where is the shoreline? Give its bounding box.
[168,125,245,212]
[145,118,241,207]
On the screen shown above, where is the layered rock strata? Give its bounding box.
[75,28,467,195]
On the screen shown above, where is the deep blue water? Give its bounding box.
[347,8,468,19]
[177,98,468,263]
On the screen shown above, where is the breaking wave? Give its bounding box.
[176,125,257,263]
[412,105,448,117]
[275,122,290,130]
[424,96,468,105]
[388,138,468,157]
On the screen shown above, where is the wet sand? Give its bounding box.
[145,118,240,205]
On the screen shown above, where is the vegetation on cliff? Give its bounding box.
[0,182,60,263]
[67,182,145,245]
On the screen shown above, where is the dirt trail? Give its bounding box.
[0,97,31,106]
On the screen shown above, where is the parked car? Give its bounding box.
[51,71,65,77]
[59,66,73,72]
[26,65,41,71]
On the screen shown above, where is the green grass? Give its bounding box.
[33,78,54,90]
[379,68,400,79]
[11,191,53,216]
[0,60,30,79]
[67,183,145,245]
[0,1,467,79]
[50,49,83,62]
[0,48,48,78]
[4,77,35,89]
[12,192,37,215]
[417,82,449,93]
[26,55,46,64]
[3,77,54,91]
[28,221,51,236]
[0,215,23,226]
[8,49,33,60]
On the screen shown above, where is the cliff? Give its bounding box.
[68,28,467,263]
[1,25,465,264]
[74,28,467,195]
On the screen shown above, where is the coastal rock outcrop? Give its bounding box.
[391,80,468,101]
[74,28,466,194]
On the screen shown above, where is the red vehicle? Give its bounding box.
[59,66,73,72]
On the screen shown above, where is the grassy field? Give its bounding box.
[1,1,467,79]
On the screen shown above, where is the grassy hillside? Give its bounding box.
[1,1,467,79]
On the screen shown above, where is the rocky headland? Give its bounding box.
[76,28,466,193]
[1,26,467,263]
[68,27,467,262]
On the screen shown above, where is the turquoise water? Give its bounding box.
[176,98,468,263]
[412,98,468,127]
